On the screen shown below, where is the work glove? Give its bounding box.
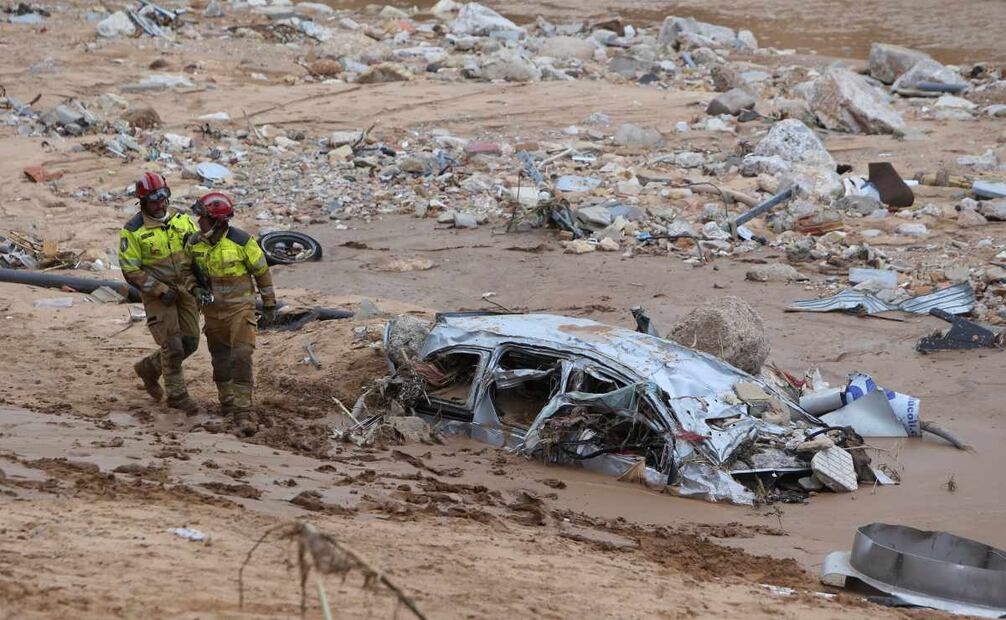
[160,288,177,305]
[192,287,214,307]
[261,305,277,324]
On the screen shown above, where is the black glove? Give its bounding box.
[261,305,276,324]
[192,287,214,306]
[160,288,177,305]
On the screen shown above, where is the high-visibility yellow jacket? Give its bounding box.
[118,209,198,298]
[186,227,276,311]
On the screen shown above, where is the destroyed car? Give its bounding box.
[385,312,830,505]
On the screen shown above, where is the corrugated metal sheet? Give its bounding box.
[788,282,975,316]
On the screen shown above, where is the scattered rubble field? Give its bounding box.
[2,0,1006,617]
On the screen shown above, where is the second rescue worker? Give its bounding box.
[186,192,276,436]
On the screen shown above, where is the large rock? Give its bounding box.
[539,36,595,60]
[659,16,735,49]
[808,68,905,134]
[669,296,771,375]
[477,50,540,82]
[741,119,842,201]
[979,199,1006,221]
[892,58,969,96]
[750,119,834,167]
[385,315,433,366]
[612,123,663,147]
[868,43,930,84]
[706,88,756,116]
[96,11,135,38]
[451,2,521,36]
[356,63,412,84]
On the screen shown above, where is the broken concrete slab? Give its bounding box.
[868,43,930,84]
[808,68,905,134]
[706,88,756,116]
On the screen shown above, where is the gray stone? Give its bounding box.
[957,207,987,227]
[328,130,363,147]
[477,50,541,82]
[836,194,882,215]
[539,36,595,60]
[669,296,770,374]
[608,55,653,78]
[575,205,613,230]
[659,16,735,49]
[934,94,976,120]
[386,416,438,444]
[868,43,931,84]
[451,2,521,36]
[751,119,834,167]
[957,149,998,171]
[798,475,825,492]
[808,68,905,134]
[706,88,756,116]
[896,222,928,237]
[745,263,803,282]
[736,29,758,51]
[979,199,1006,221]
[892,58,968,96]
[797,434,835,453]
[612,123,663,147]
[96,11,135,38]
[453,211,478,228]
[356,63,412,84]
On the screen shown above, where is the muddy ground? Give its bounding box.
[1,0,1005,618]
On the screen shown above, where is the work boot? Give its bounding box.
[231,409,258,437]
[166,394,201,416]
[134,359,163,402]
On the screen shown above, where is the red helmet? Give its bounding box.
[193,192,235,221]
[136,172,170,202]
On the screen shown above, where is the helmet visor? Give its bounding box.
[146,187,171,203]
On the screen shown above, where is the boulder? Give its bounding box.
[356,63,412,84]
[706,88,756,116]
[385,315,433,366]
[745,263,803,282]
[808,68,905,134]
[477,50,540,82]
[979,199,1006,221]
[892,58,968,96]
[539,36,595,60]
[750,119,834,167]
[612,123,663,147]
[741,120,842,201]
[669,296,770,375]
[96,11,135,38]
[659,16,735,49]
[451,2,521,36]
[868,43,930,84]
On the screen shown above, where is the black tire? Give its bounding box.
[258,231,323,266]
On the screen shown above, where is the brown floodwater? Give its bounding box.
[323,0,1006,64]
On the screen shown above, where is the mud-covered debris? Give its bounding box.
[385,314,433,367]
[669,296,770,374]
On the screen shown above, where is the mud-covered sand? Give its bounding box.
[1,0,1005,617]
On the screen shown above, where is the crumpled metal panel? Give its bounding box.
[788,282,975,316]
[415,313,812,503]
[821,523,1006,617]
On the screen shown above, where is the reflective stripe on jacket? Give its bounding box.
[187,227,276,309]
[119,209,198,297]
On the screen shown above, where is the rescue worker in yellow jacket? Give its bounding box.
[186,192,276,436]
[119,172,201,415]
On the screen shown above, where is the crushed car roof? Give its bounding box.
[423,313,756,401]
